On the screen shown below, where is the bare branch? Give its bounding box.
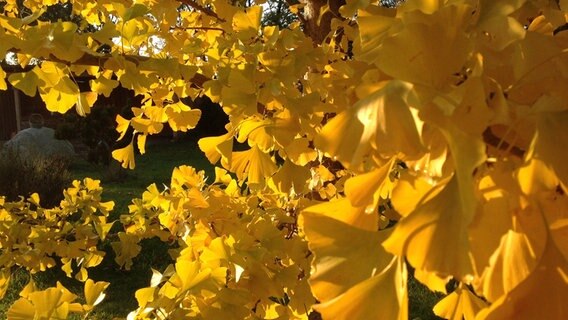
[482,127,525,158]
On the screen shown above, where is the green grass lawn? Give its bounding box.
[69,137,215,217]
[70,138,215,318]
[0,137,442,319]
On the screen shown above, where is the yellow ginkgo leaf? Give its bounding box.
[233,6,262,40]
[115,114,131,141]
[170,165,205,189]
[518,158,559,197]
[302,197,378,232]
[228,68,257,95]
[414,269,450,294]
[477,230,537,302]
[6,298,35,320]
[112,142,136,169]
[375,4,472,89]
[313,257,408,320]
[214,167,232,185]
[474,0,526,51]
[268,160,311,195]
[43,21,84,62]
[137,134,147,155]
[433,286,487,320]
[315,80,423,168]
[112,232,142,269]
[507,32,568,105]
[123,3,149,21]
[237,117,274,152]
[18,279,38,299]
[8,69,42,97]
[0,268,10,299]
[40,89,77,114]
[84,279,110,309]
[284,137,317,166]
[75,267,88,282]
[23,283,78,319]
[299,209,392,301]
[405,124,448,179]
[90,76,119,97]
[356,8,397,64]
[198,131,234,165]
[476,234,568,320]
[221,85,258,116]
[76,92,98,117]
[468,161,518,276]
[131,117,164,135]
[339,0,372,17]
[383,176,475,280]
[135,287,155,309]
[175,260,211,292]
[390,171,437,218]
[229,146,277,189]
[265,111,302,149]
[0,67,7,90]
[533,110,568,188]
[344,158,395,211]
[165,108,201,132]
[199,237,229,268]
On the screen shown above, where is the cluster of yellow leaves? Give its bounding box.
[0,179,113,311]
[1,0,568,318]
[298,0,568,319]
[110,166,315,319]
[7,279,109,319]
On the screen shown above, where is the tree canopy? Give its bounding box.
[1,0,568,319]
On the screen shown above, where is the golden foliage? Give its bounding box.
[1,0,568,318]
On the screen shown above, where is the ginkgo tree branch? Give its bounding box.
[1,49,211,88]
[482,127,525,158]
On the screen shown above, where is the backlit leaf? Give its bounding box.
[313,257,408,320]
[316,80,423,168]
[233,6,262,39]
[477,230,537,302]
[433,286,487,320]
[344,158,395,211]
[383,176,475,280]
[0,268,10,299]
[112,142,136,169]
[300,207,392,301]
[0,68,7,90]
[8,70,42,97]
[375,4,473,89]
[229,146,277,189]
[533,110,568,188]
[477,234,568,319]
[84,279,110,309]
[198,131,234,165]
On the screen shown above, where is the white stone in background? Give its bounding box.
[2,116,75,160]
